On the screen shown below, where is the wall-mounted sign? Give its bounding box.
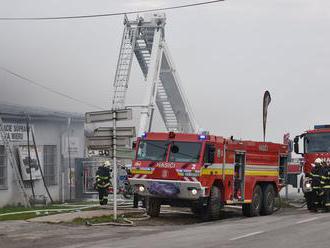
[17,146,43,181]
[0,123,32,142]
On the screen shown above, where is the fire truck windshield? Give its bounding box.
[304,133,330,153]
[169,142,202,163]
[136,140,202,162]
[137,140,168,161]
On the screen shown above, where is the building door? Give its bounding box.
[234,152,246,201]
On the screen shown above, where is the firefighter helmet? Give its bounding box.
[314,158,322,164]
[103,160,111,167]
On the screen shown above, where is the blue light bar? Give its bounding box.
[314,125,330,130]
[199,134,207,140]
[141,132,147,138]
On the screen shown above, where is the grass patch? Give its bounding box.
[72,215,126,225]
[72,212,143,225]
[0,204,87,221]
[0,205,79,215]
[0,212,37,221]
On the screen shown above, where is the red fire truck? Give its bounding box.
[294,125,330,210]
[129,132,288,219]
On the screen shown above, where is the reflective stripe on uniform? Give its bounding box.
[97,183,110,188]
[98,176,109,180]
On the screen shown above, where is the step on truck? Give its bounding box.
[129,132,288,219]
[294,125,330,210]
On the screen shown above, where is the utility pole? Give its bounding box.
[67,117,72,201]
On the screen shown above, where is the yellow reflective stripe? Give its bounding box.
[98,176,109,179]
[131,169,153,175]
[200,168,234,176]
[200,168,222,176]
[97,183,110,188]
[200,169,278,177]
[225,169,234,175]
[245,170,278,176]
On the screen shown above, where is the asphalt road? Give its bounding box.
[0,207,329,248]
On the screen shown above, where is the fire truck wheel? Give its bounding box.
[147,197,161,217]
[207,186,223,220]
[242,184,263,217]
[260,184,275,215]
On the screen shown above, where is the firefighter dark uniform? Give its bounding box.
[310,160,322,208]
[95,161,111,205]
[321,163,330,207]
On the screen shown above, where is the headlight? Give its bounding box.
[191,189,198,195]
[139,185,145,192]
[305,183,311,189]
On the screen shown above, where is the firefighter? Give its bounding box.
[95,160,111,205]
[321,161,330,208]
[310,158,322,209]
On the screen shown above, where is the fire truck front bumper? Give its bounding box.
[129,178,206,200]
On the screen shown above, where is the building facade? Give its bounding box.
[0,103,85,207]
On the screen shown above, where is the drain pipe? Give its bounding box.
[59,119,69,203]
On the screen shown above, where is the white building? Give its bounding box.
[0,103,85,207]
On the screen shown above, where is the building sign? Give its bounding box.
[0,123,31,142]
[17,146,43,181]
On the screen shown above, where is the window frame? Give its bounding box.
[43,145,57,186]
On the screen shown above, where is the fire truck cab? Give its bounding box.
[129,132,288,219]
[294,125,330,210]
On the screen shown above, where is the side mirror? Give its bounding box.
[293,136,304,155]
[293,136,299,154]
[171,145,179,154]
[132,141,137,150]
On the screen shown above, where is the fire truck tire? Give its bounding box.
[206,186,223,220]
[242,184,263,217]
[260,184,275,215]
[147,198,161,217]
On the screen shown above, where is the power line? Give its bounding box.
[0,66,104,110]
[0,0,224,21]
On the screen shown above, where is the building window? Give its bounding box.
[0,146,7,189]
[44,145,57,186]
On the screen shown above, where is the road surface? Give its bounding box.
[0,207,329,248]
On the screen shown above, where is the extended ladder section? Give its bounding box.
[112,16,138,109]
[112,13,197,134]
[0,117,30,207]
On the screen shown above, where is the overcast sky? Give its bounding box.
[0,0,330,143]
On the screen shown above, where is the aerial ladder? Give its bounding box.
[112,13,198,135]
